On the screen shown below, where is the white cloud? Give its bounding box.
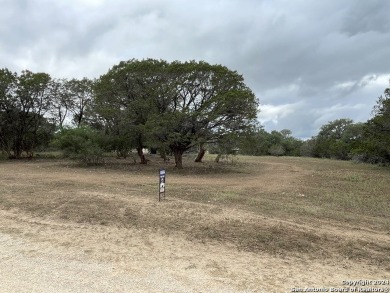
[259,103,299,125]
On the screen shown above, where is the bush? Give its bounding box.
[269,144,285,156]
[52,127,105,164]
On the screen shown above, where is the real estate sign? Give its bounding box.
[159,169,166,201]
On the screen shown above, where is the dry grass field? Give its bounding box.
[0,154,389,292]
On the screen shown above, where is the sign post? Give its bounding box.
[159,168,166,201]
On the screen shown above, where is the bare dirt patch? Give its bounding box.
[0,156,389,292]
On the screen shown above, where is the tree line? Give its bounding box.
[0,59,258,168]
[206,81,390,166]
[1,59,389,167]
[239,81,390,166]
[0,68,94,159]
[300,82,390,165]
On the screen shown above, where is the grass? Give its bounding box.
[0,154,389,268]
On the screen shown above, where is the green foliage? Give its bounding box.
[93,59,168,163]
[357,86,390,165]
[1,61,259,167]
[312,118,356,160]
[0,69,55,158]
[280,130,303,156]
[94,59,259,168]
[208,132,240,162]
[238,126,302,157]
[269,144,286,156]
[66,78,94,128]
[238,126,271,156]
[300,138,316,157]
[307,80,390,166]
[3,63,388,169]
[52,127,104,164]
[0,110,55,158]
[148,60,258,168]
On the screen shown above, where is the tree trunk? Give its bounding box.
[160,147,167,161]
[215,153,222,163]
[194,143,206,162]
[137,147,147,164]
[173,149,184,169]
[14,144,23,159]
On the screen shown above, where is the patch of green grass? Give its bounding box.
[34,151,64,159]
[343,173,362,182]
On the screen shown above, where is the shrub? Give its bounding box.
[52,127,105,164]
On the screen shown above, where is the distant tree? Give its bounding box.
[268,130,283,145]
[341,122,365,155]
[0,68,16,107]
[279,129,302,156]
[49,78,72,129]
[0,69,16,155]
[312,118,354,159]
[269,144,286,156]
[280,129,292,138]
[208,132,240,162]
[0,69,54,158]
[267,130,288,156]
[66,78,94,128]
[358,82,390,164]
[238,125,271,156]
[300,137,316,157]
[236,126,302,157]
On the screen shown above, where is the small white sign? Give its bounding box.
[159,182,165,192]
[159,169,166,201]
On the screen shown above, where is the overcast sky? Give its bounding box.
[1,0,390,138]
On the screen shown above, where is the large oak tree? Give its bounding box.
[94,59,258,168]
[146,60,259,168]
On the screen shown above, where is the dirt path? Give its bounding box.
[0,208,388,293]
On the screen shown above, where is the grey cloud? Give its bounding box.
[341,0,390,35]
[1,0,389,138]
